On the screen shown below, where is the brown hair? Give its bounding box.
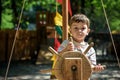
[69,14,90,27]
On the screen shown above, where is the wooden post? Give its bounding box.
[62,0,68,40]
[64,58,83,80]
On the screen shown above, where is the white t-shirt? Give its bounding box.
[57,40,96,65]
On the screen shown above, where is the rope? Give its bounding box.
[4,0,26,80]
[101,0,120,68]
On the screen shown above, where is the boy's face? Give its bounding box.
[70,22,90,42]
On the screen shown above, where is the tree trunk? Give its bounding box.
[90,0,94,13]
[0,0,2,29]
[81,0,85,14]
[11,0,18,26]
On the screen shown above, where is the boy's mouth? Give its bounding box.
[77,34,83,38]
[78,33,83,36]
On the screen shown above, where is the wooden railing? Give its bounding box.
[0,30,37,62]
[0,30,119,62]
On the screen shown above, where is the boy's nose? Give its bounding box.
[78,29,82,32]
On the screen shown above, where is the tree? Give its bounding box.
[89,0,120,33]
[1,0,14,29]
[0,0,2,28]
[0,0,120,32]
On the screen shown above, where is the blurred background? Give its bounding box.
[0,0,120,80]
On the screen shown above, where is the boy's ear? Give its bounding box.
[87,29,90,35]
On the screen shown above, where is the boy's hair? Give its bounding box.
[69,14,90,28]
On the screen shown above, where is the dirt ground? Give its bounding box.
[0,60,120,80]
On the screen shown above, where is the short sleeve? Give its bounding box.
[86,47,96,65]
[57,40,69,52]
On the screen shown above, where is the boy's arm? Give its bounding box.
[92,64,105,72]
[58,40,74,54]
[58,42,74,54]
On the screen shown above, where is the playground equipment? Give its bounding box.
[48,42,94,80]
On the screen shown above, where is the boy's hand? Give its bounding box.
[59,41,74,54]
[92,64,105,72]
[66,42,74,51]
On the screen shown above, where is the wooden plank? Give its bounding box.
[63,58,82,80]
[0,31,6,61]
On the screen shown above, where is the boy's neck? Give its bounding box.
[73,40,86,46]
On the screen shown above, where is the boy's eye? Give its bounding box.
[74,27,79,30]
[73,27,86,31]
[81,27,85,30]
[74,27,79,31]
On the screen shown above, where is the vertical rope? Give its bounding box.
[4,0,26,80]
[101,0,120,68]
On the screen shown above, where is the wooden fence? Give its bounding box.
[0,30,119,62]
[0,30,37,62]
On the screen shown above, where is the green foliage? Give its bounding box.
[0,0,59,30]
[0,0,12,29]
[110,18,120,31]
[1,8,14,29]
[24,0,60,12]
[0,0,120,32]
[83,0,120,33]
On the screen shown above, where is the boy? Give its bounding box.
[58,14,104,72]
[51,14,104,79]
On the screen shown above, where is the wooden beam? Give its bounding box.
[62,0,68,40]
